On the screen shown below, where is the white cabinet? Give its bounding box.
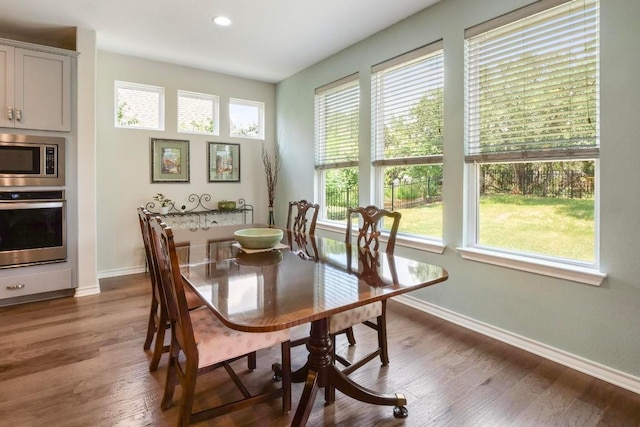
[0,43,71,131]
[0,268,72,300]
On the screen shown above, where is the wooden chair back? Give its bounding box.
[148,217,198,363]
[138,206,170,370]
[286,200,319,235]
[138,208,166,300]
[345,205,401,254]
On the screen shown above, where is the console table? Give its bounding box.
[145,194,253,230]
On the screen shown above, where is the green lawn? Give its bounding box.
[392,194,595,262]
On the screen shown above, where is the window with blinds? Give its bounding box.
[370,42,444,240]
[372,41,444,166]
[465,0,599,163]
[463,0,600,265]
[314,74,360,222]
[314,74,360,170]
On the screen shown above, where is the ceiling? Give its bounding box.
[0,0,440,83]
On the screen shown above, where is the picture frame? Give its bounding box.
[151,138,190,183]
[208,142,240,182]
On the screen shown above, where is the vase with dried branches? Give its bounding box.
[261,141,281,226]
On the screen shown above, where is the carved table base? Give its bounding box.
[291,318,407,426]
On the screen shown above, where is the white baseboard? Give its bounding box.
[393,294,640,395]
[97,266,146,279]
[74,285,100,297]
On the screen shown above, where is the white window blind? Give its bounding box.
[465,0,599,162]
[372,41,444,166]
[315,74,360,169]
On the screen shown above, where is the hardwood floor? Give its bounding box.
[1,273,639,426]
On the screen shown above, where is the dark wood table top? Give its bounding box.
[176,232,448,333]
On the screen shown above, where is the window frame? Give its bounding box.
[370,41,445,243]
[229,98,265,140]
[177,90,219,136]
[114,80,165,131]
[461,0,605,285]
[314,74,360,223]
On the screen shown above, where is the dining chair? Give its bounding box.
[285,200,321,351]
[148,217,292,426]
[286,199,319,235]
[137,207,203,371]
[327,205,401,395]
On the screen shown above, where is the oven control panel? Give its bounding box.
[0,190,64,201]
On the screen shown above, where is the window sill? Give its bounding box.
[396,234,445,254]
[316,220,445,254]
[457,247,607,286]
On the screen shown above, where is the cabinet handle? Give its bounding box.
[7,107,13,121]
[6,284,26,290]
[15,109,22,122]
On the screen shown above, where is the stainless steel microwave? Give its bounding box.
[0,134,65,186]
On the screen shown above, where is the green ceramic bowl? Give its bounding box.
[233,228,283,249]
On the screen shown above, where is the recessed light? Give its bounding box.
[213,16,232,26]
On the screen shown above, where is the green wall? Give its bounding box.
[276,0,640,379]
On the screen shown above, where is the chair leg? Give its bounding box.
[161,349,178,411]
[345,327,357,346]
[143,297,158,350]
[178,362,199,427]
[378,303,389,366]
[149,308,168,372]
[376,316,389,366]
[247,351,257,371]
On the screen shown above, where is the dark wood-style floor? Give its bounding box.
[1,273,639,427]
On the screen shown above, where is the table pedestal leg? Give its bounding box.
[291,317,408,426]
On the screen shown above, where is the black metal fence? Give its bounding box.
[480,168,594,199]
[325,176,443,220]
[326,186,358,221]
[325,167,593,220]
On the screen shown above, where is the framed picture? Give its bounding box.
[208,142,240,182]
[151,138,190,183]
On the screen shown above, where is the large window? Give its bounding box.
[464,0,599,267]
[371,41,444,239]
[178,90,219,135]
[315,74,360,221]
[229,98,264,139]
[114,81,164,130]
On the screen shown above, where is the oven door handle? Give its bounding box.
[0,201,64,210]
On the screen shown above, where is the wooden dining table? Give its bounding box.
[172,225,448,426]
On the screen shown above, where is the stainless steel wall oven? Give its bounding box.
[0,191,66,268]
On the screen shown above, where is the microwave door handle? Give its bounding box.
[7,107,13,121]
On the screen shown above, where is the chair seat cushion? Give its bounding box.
[328,301,382,334]
[190,307,290,369]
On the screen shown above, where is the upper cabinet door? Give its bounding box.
[0,45,15,129]
[14,48,71,132]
